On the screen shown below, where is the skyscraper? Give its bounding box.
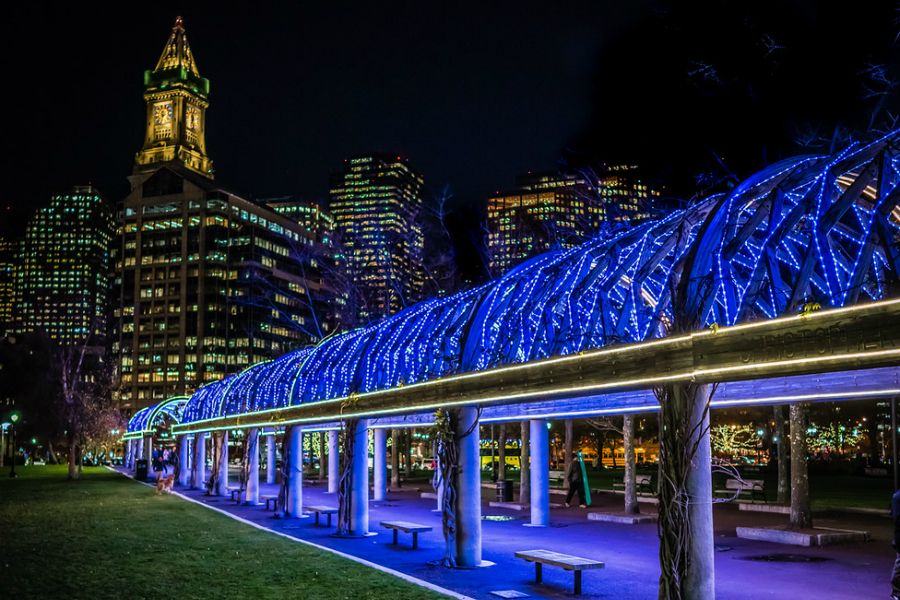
[0,236,15,334]
[113,18,325,410]
[12,186,113,344]
[328,154,425,322]
[487,169,661,275]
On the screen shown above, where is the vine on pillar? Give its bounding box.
[429,406,481,568]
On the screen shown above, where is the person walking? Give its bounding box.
[564,452,587,508]
[892,488,900,600]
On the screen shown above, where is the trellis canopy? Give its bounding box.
[139,132,898,433]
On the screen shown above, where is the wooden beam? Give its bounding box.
[172,300,900,434]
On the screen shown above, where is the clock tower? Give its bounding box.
[133,17,213,181]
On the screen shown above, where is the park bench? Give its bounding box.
[515,549,605,595]
[549,470,566,488]
[612,475,654,495]
[381,521,432,549]
[714,478,766,502]
[260,494,278,511]
[305,505,338,526]
[227,486,242,502]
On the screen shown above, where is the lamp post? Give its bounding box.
[756,428,764,465]
[9,413,19,478]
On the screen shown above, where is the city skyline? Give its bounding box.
[11,3,896,234]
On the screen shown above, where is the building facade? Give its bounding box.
[0,236,15,334]
[328,154,425,323]
[11,186,113,345]
[113,19,325,411]
[487,169,660,275]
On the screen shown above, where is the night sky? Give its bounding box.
[8,2,898,236]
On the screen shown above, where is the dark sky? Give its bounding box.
[8,1,898,235]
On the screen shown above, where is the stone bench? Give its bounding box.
[380,520,432,549]
[260,494,278,511]
[304,505,338,526]
[515,549,605,595]
[227,486,241,502]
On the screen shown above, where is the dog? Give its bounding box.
[156,473,175,494]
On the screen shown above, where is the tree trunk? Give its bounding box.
[519,420,530,504]
[391,428,400,487]
[67,432,79,480]
[564,419,574,489]
[319,431,326,478]
[623,414,639,515]
[47,438,58,465]
[789,402,813,529]
[773,404,788,504]
[498,423,507,480]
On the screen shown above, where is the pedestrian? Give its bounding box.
[892,488,900,600]
[564,451,587,508]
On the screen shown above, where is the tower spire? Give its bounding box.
[133,18,213,181]
[154,16,200,77]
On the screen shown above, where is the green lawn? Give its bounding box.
[475,465,894,510]
[0,466,450,600]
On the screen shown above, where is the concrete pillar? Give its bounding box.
[285,427,304,517]
[216,431,230,496]
[390,428,401,487]
[373,428,387,501]
[529,420,549,527]
[434,455,444,511]
[125,440,133,469]
[455,406,482,567]
[245,428,260,505]
[327,430,339,493]
[683,384,714,600]
[192,432,206,489]
[350,419,370,536]
[319,431,326,480]
[178,434,190,486]
[266,429,276,485]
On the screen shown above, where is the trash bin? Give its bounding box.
[496,479,513,502]
[135,459,149,482]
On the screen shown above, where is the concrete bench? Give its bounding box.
[714,478,766,502]
[305,505,338,526]
[260,494,278,511]
[515,549,605,595]
[380,520,432,549]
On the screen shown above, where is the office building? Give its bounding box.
[112,18,325,410]
[12,186,113,344]
[328,154,425,322]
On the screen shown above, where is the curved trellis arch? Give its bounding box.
[125,395,190,440]
[174,132,898,427]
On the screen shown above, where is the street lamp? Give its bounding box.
[9,412,19,478]
[756,428,764,465]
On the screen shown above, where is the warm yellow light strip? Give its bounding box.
[172,299,900,435]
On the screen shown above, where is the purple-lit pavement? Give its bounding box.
[118,468,892,600]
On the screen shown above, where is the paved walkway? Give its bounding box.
[123,468,894,599]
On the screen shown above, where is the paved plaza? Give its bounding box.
[118,467,893,600]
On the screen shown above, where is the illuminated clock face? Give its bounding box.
[154,103,173,125]
[186,106,199,129]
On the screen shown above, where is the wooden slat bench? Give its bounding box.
[260,494,278,511]
[305,505,338,526]
[380,521,432,549]
[612,475,653,494]
[714,478,766,502]
[515,549,604,595]
[548,470,566,488]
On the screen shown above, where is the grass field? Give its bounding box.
[476,465,895,510]
[0,466,450,600]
